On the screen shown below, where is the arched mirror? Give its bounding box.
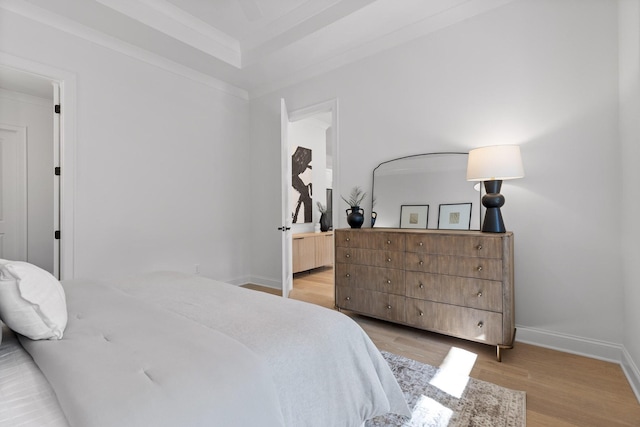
[371,152,481,230]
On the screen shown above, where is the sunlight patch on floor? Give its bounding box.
[404,395,453,427]
[429,347,478,398]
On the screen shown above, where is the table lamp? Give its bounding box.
[466,145,524,233]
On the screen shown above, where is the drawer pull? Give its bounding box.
[476,244,483,250]
[387,305,392,310]
[387,240,391,244]
[345,273,351,278]
[345,254,351,258]
[477,291,482,297]
[419,311,424,316]
[419,283,424,289]
[387,280,392,284]
[419,242,423,246]
[477,321,484,328]
[346,237,350,242]
[345,296,351,301]
[419,261,424,266]
[477,266,483,272]
[387,258,392,262]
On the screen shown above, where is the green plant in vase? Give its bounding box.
[341,186,366,229]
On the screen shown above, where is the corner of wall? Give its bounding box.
[622,347,640,403]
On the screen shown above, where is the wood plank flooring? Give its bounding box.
[243,267,640,427]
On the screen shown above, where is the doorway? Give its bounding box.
[281,99,338,303]
[0,54,76,279]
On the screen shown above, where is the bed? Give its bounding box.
[0,261,410,427]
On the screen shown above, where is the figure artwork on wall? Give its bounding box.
[291,146,313,223]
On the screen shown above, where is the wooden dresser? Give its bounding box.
[292,231,334,273]
[334,228,515,360]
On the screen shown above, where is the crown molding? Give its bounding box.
[95,0,242,68]
[0,0,248,99]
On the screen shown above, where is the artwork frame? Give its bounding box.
[438,203,472,230]
[399,205,429,229]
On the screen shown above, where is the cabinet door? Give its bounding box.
[315,233,334,267]
[292,236,315,273]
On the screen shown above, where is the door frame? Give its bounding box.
[0,52,76,279]
[282,98,339,295]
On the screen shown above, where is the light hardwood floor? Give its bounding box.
[243,267,640,427]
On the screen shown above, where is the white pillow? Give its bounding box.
[0,260,67,340]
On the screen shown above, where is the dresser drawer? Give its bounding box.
[405,253,502,281]
[336,247,405,270]
[336,286,405,323]
[405,299,503,344]
[405,272,502,312]
[405,234,502,258]
[335,263,405,295]
[335,230,405,251]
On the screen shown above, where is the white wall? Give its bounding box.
[0,89,53,273]
[0,9,252,283]
[251,0,625,359]
[619,0,640,398]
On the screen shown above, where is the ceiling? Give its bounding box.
[1,0,514,98]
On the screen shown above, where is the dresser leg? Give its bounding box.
[496,346,502,362]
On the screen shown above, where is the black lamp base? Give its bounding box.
[482,180,506,233]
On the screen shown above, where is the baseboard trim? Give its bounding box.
[223,275,251,286]
[621,347,640,403]
[515,325,623,363]
[244,275,282,290]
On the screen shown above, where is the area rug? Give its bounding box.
[367,351,526,427]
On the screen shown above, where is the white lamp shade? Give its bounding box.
[466,145,525,181]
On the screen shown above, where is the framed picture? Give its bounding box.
[438,203,472,230]
[400,205,429,229]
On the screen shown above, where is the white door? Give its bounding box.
[280,99,293,298]
[52,83,61,278]
[0,125,27,261]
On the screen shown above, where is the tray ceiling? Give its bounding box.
[1,0,514,97]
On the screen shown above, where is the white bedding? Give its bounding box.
[0,325,68,427]
[18,272,409,427]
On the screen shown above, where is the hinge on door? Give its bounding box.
[54,167,61,176]
[54,230,60,240]
[54,104,61,114]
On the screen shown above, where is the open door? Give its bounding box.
[280,99,293,297]
[52,82,61,279]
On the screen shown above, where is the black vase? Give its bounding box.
[371,211,378,227]
[346,206,365,229]
[319,213,330,232]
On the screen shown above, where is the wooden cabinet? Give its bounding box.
[335,228,515,361]
[292,231,334,273]
[314,232,334,268]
